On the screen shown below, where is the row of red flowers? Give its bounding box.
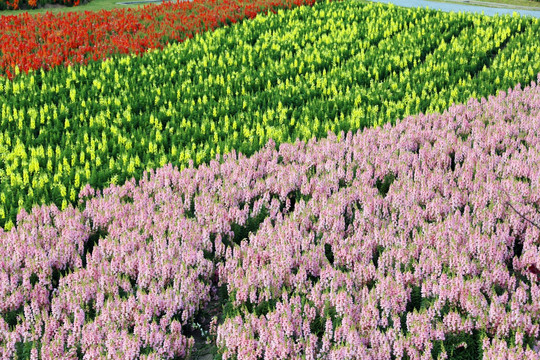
[0,0,317,79]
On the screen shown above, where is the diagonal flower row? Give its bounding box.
[0,0,317,79]
[1,76,540,359]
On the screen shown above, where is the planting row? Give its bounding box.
[1,77,540,359]
[0,0,316,77]
[2,0,540,229]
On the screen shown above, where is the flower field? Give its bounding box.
[2,0,540,358]
[2,1,540,232]
[2,77,540,358]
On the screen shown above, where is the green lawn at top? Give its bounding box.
[0,0,147,16]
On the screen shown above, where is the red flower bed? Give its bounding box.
[0,0,316,79]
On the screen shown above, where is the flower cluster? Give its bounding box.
[0,187,213,358]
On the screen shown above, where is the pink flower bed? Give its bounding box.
[1,76,540,359]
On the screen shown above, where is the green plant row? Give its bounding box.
[1,0,540,230]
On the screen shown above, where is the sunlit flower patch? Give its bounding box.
[1,77,540,359]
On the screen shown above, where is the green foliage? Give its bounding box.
[372,245,385,268]
[3,305,23,329]
[244,297,280,317]
[409,285,422,312]
[324,243,334,265]
[376,172,396,197]
[228,204,269,247]
[14,341,40,360]
[431,329,483,360]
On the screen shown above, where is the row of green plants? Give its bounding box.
[1,0,540,229]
